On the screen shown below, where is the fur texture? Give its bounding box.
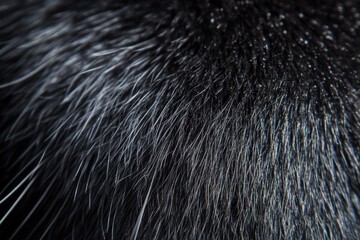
[0,0,359,239]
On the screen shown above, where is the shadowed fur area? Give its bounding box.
[0,0,359,239]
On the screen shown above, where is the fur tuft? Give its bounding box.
[0,0,359,239]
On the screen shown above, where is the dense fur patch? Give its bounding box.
[0,0,359,239]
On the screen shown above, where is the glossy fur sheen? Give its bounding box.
[0,0,359,239]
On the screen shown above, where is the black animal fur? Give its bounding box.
[0,0,359,239]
